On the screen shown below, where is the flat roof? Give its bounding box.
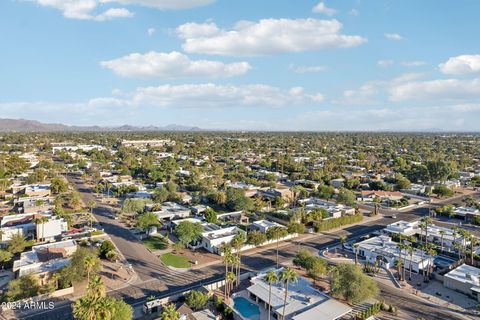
[292,298,352,320]
[445,263,480,287]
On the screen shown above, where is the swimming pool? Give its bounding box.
[434,256,455,268]
[233,297,260,320]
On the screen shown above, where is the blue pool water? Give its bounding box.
[233,297,260,320]
[434,256,455,268]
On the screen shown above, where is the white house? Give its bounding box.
[197,225,246,255]
[246,269,352,320]
[1,213,68,242]
[251,220,286,233]
[12,240,77,279]
[443,264,480,302]
[298,197,355,218]
[384,220,419,237]
[153,202,191,221]
[354,235,430,272]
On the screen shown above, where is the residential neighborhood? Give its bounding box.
[1,0,480,320]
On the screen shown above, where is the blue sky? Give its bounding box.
[1,0,480,131]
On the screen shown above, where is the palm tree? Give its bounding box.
[87,275,106,299]
[87,199,96,227]
[73,296,97,320]
[267,226,288,268]
[231,232,246,286]
[226,271,236,299]
[221,245,233,299]
[439,230,446,253]
[468,235,477,265]
[160,303,180,320]
[407,245,414,280]
[265,270,278,320]
[84,255,98,283]
[280,267,298,320]
[394,259,403,281]
[32,216,49,242]
[398,243,408,281]
[420,216,433,245]
[353,243,359,265]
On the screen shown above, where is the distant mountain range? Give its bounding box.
[0,118,204,132]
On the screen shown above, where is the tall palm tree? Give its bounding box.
[267,226,288,268]
[420,216,433,246]
[160,303,180,320]
[221,245,233,299]
[87,275,106,299]
[84,255,98,283]
[265,270,278,320]
[33,216,49,242]
[226,271,236,299]
[231,232,246,286]
[439,230,446,253]
[353,243,359,265]
[468,235,477,265]
[407,245,414,280]
[280,267,298,320]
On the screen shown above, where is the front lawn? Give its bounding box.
[142,236,168,251]
[160,252,191,268]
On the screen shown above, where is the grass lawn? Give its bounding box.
[160,252,191,268]
[142,236,168,251]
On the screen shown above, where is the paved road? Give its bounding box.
[13,177,479,320]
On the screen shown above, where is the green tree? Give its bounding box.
[8,233,30,254]
[337,188,356,206]
[174,221,204,247]
[0,249,13,267]
[51,177,68,194]
[136,212,161,231]
[204,207,218,224]
[330,264,379,304]
[226,188,254,211]
[122,198,146,215]
[246,231,267,246]
[160,303,180,320]
[186,290,209,311]
[5,275,41,301]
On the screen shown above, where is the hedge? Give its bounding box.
[314,214,363,232]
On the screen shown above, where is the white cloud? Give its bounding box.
[94,7,133,21]
[101,0,215,10]
[118,83,324,108]
[100,51,251,79]
[389,78,480,102]
[29,0,212,20]
[32,0,133,20]
[312,2,336,16]
[384,33,404,41]
[176,18,366,56]
[289,64,327,74]
[333,84,379,105]
[439,54,480,75]
[400,60,425,67]
[147,27,155,36]
[377,59,394,67]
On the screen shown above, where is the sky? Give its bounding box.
[1,0,480,131]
